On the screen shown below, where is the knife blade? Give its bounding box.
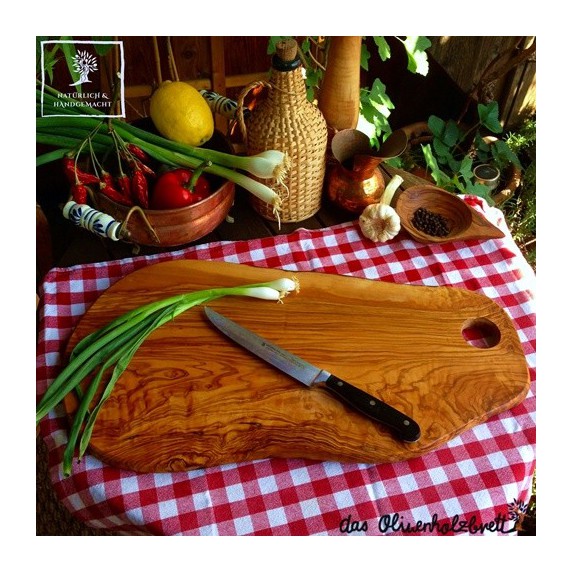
[204,307,420,443]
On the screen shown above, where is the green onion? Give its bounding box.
[36,277,299,476]
[36,87,288,218]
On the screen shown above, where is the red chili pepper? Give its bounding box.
[62,157,100,185]
[131,170,149,209]
[71,183,89,204]
[101,170,116,190]
[120,149,156,179]
[127,143,151,163]
[132,158,156,179]
[116,174,132,200]
[99,181,134,206]
[150,168,211,210]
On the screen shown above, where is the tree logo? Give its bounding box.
[69,50,98,86]
[39,39,125,119]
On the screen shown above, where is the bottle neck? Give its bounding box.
[271,53,301,72]
[267,66,308,108]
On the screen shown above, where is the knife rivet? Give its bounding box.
[337,380,343,387]
[403,420,410,426]
[369,400,376,406]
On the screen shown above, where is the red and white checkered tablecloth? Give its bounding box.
[36,196,536,536]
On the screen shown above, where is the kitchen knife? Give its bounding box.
[204,307,421,442]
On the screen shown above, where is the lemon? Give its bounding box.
[150,81,214,147]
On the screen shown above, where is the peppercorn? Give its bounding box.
[411,207,451,237]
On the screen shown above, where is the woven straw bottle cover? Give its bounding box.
[237,39,328,223]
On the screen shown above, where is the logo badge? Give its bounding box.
[40,39,125,118]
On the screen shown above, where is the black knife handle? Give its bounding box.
[324,375,421,442]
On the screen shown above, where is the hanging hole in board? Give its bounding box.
[461,318,501,349]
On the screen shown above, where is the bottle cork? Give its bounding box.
[275,38,298,62]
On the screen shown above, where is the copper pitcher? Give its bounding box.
[326,129,407,214]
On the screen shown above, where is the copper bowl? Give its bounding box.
[393,185,505,244]
[96,178,234,247]
[95,130,235,247]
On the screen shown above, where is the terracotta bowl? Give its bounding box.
[392,185,505,244]
[94,130,235,247]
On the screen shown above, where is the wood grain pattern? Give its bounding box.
[317,36,362,131]
[64,260,529,472]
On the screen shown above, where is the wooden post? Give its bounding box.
[209,37,228,133]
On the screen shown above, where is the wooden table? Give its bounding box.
[35,175,537,535]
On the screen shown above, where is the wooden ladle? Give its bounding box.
[391,185,506,244]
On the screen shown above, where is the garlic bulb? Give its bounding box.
[359,174,404,242]
[359,203,401,242]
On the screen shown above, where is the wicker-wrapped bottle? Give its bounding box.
[237,38,328,222]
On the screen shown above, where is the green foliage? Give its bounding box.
[266,36,431,148]
[267,36,288,54]
[396,36,431,75]
[373,37,392,62]
[418,102,523,205]
[502,117,536,267]
[359,78,394,144]
[363,36,430,148]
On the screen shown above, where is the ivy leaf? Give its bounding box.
[368,78,394,113]
[267,36,291,54]
[361,43,371,71]
[446,155,462,175]
[432,137,451,160]
[304,68,322,102]
[465,181,495,205]
[475,144,491,165]
[430,117,460,168]
[458,155,475,183]
[360,81,394,148]
[491,140,523,169]
[422,143,449,187]
[373,36,391,61]
[478,101,503,133]
[305,68,322,88]
[428,115,446,138]
[444,120,461,147]
[397,36,431,75]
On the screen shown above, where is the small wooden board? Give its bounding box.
[64,260,530,472]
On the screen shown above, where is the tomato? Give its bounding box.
[150,168,211,209]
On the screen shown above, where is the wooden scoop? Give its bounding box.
[392,185,506,244]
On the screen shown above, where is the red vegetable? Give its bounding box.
[132,158,156,179]
[116,174,132,200]
[131,170,149,209]
[121,149,156,179]
[127,143,151,163]
[99,182,134,206]
[100,170,116,190]
[63,157,99,185]
[99,172,133,206]
[150,168,211,210]
[71,183,89,204]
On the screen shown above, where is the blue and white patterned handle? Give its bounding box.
[200,90,250,120]
[62,201,123,241]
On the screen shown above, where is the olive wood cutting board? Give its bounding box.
[63,260,530,473]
